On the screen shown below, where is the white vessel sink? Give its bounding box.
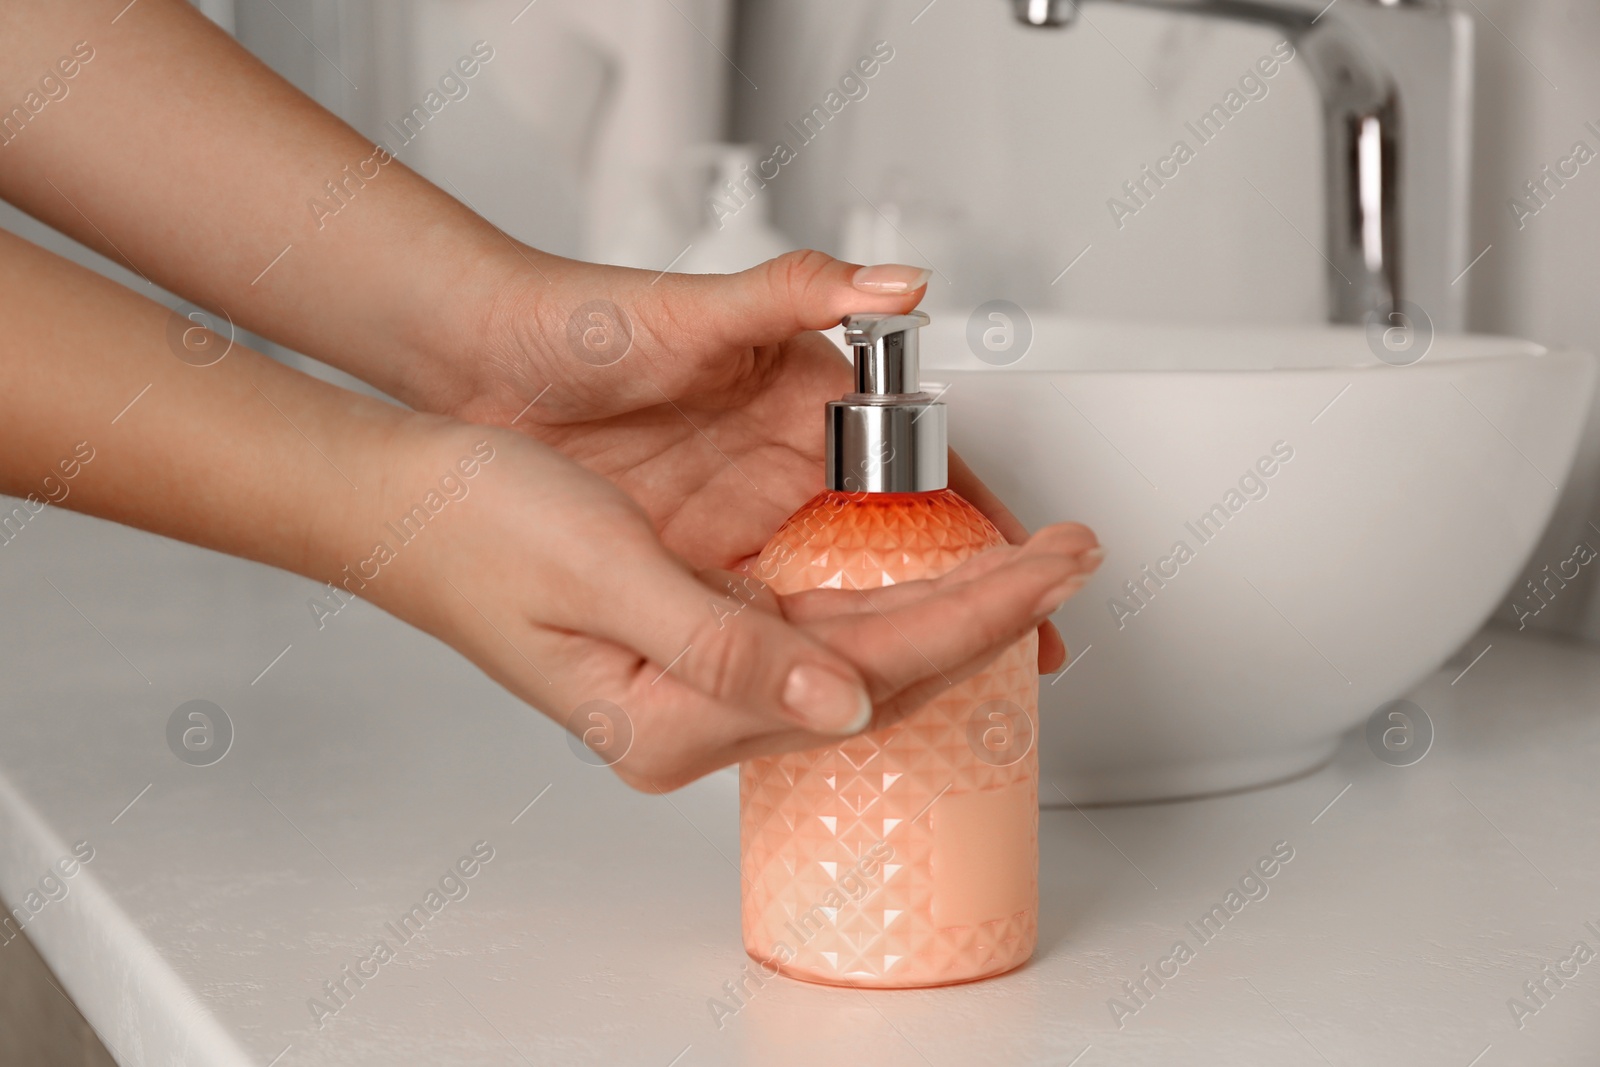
[919,316,1597,804]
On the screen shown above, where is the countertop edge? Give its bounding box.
[0,768,254,1067]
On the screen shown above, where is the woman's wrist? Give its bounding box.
[317,411,522,631]
[379,229,553,422]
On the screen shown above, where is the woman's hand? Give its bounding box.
[0,0,1102,792]
[404,249,1073,670]
[0,226,1100,795]
[0,1,1078,669]
[369,421,1101,792]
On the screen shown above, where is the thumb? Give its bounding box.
[674,250,933,349]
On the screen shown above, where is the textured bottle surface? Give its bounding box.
[740,489,1039,988]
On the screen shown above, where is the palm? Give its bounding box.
[515,332,849,569]
[437,251,1067,670]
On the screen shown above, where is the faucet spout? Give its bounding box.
[1010,0,1078,26]
[1010,0,1467,329]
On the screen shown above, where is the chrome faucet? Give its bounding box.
[1009,0,1473,330]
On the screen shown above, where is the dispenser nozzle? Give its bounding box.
[842,311,930,396]
[828,311,946,493]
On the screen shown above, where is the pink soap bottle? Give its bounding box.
[740,311,1039,988]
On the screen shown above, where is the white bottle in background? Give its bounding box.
[839,175,959,310]
[676,144,795,274]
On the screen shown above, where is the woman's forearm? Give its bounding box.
[0,0,522,410]
[0,225,402,582]
[0,218,1101,792]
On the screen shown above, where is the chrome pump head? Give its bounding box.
[827,311,948,494]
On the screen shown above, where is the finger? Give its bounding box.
[624,534,1084,786]
[1038,622,1067,673]
[573,541,875,738]
[666,250,930,350]
[777,523,1100,626]
[695,567,779,617]
[799,527,1090,703]
[552,530,1090,791]
[945,456,1094,671]
[776,543,1027,624]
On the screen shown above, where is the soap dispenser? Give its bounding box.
[740,311,1039,988]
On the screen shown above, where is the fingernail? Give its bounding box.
[1081,547,1105,567]
[1035,573,1089,617]
[852,264,932,294]
[783,664,873,735]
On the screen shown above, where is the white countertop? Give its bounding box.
[4,503,1600,1066]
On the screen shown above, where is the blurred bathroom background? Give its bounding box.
[5,0,1600,638]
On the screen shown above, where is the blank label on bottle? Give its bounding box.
[930,779,1037,929]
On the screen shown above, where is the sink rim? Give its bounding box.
[913,316,1570,374]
